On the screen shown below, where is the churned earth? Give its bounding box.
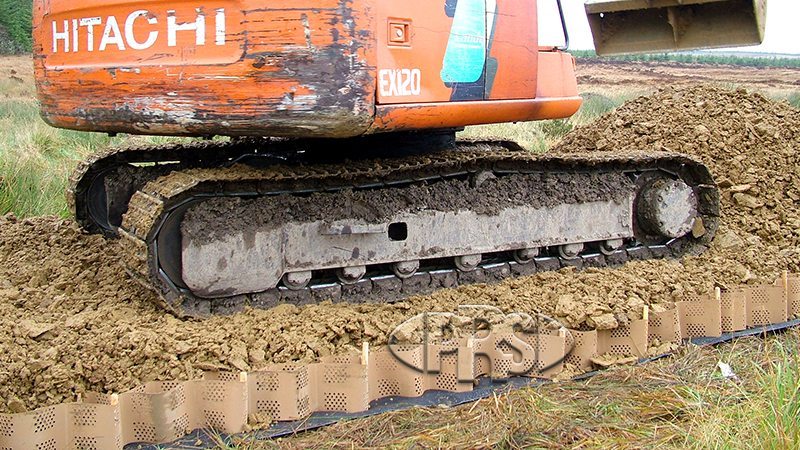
[1,84,799,413]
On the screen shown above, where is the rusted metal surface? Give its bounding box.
[34,0,377,138]
[182,196,636,297]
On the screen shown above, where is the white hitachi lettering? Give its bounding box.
[79,17,102,52]
[167,9,205,47]
[52,20,70,52]
[71,19,78,52]
[99,16,125,51]
[215,8,225,45]
[50,8,227,53]
[125,10,158,50]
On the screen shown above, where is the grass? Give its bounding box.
[219,329,800,449]
[0,99,97,217]
[458,91,636,152]
[0,98,183,217]
[788,92,800,109]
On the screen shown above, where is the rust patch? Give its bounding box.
[34,0,377,138]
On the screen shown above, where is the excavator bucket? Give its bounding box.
[585,0,767,55]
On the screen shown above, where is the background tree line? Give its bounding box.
[0,0,31,54]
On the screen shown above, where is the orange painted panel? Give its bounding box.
[34,0,377,138]
[372,49,578,131]
[43,1,244,68]
[375,0,455,104]
[377,0,538,104]
[372,96,581,131]
[536,51,578,99]
[34,0,582,139]
[486,0,538,99]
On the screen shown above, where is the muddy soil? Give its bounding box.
[184,170,632,244]
[1,84,799,413]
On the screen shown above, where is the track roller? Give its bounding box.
[455,254,482,272]
[513,248,539,264]
[600,239,624,256]
[558,243,584,260]
[337,266,367,284]
[392,260,420,279]
[283,271,312,290]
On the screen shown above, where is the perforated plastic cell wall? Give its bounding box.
[788,277,800,319]
[476,331,563,380]
[311,363,370,413]
[519,333,566,379]
[720,289,747,332]
[745,285,787,327]
[422,343,473,393]
[247,366,311,421]
[677,295,722,338]
[648,308,682,344]
[564,329,598,370]
[0,405,66,450]
[473,355,491,378]
[66,402,121,450]
[35,439,56,450]
[119,382,187,444]
[597,319,649,358]
[119,377,249,444]
[492,339,515,379]
[0,415,12,438]
[191,377,248,434]
[368,347,427,400]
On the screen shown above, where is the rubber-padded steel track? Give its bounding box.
[85,141,721,317]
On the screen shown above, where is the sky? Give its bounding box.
[539,0,800,55]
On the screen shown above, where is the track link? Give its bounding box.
[97,141,720,317]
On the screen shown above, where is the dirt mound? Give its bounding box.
[555,84,800,275]
[1,85,798,413]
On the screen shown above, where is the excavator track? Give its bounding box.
[75,140,721,317]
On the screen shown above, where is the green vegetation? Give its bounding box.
[0,0,31,53]
[0,100,96,217]
[571,49,800,69]
[0,98,182,217]
[788,92,800,109]
[458,91,634,152]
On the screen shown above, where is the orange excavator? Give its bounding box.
[32,0,765,316]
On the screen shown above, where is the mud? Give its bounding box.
[555,84,800,278]
[183,170,633,245]
[1,85,799,413]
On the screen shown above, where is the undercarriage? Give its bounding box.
[70,136,719,317]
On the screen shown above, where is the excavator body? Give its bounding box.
[35,0,581,138]
[31,0,764,316]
